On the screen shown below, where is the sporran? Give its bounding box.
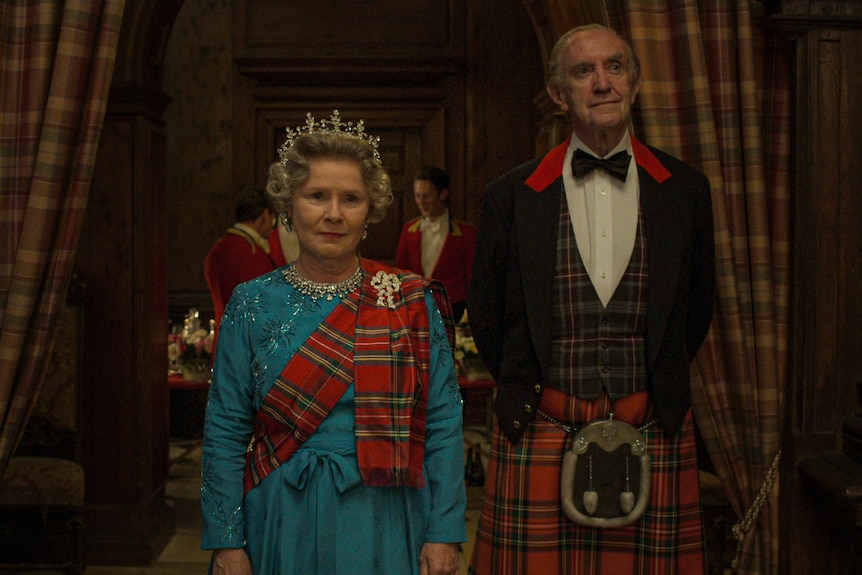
[560,415,651,528]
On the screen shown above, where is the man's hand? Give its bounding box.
[211,548,253,575]
[420,541,460,575]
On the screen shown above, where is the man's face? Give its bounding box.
[413,179,448,220]
[548,29,641,150]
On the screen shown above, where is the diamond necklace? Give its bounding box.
[282,263,363,301]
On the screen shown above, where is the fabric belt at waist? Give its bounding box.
[537,387,655,430]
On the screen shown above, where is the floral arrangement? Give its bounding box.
[454,333,480,365]
[454,313,491,381]
[167,327,213,363]
[168,308,214,380]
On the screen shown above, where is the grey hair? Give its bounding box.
[266,132,393,224]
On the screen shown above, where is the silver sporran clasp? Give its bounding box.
[560,415,650,528]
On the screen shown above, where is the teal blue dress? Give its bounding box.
[201,268,467,575]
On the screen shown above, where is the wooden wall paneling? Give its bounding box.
[146,125,171,505]
[833,31,862,450]
[231,61,258,195]
[79,101,174,564]
[420,107,448,172]
[234,0,464,62]
[232,0,469,247]
[162,0,234,317]
[786,30,840,573]
[764,2,862,572]
[463,0,544,223]
[247,86,451,181]
[797,31,843,451]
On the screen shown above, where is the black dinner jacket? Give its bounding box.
[468,134,715,443]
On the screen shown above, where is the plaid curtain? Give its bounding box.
[0,0,125,472]
[603,2,790,574]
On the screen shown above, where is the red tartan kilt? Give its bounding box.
[469,390,706,575]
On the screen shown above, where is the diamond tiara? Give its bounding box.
[278,110,382,166]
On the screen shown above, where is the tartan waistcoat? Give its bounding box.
[547,191,648,399]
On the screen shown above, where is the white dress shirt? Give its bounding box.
[419,209,449,277]
[562,132,639,307]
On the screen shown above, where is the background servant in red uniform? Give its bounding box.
[204,186,278,351]
[395,166,477,322]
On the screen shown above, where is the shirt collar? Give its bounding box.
[419,209,449,233]
[233,222,270,253]
[569,130,632,160]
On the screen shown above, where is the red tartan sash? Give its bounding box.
[244,260,449,492]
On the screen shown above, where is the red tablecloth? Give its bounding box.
[458,375,495,390]
[169,373,210,391]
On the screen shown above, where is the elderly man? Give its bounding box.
[468,24,715,575]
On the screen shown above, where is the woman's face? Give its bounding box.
[288,158,369,270]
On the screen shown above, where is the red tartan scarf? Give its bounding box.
[244,259,451,492]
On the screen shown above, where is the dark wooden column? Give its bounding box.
[74,0,184,563]
[763,2,862,574]
[77,85,174,565]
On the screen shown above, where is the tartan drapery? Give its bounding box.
[602,2,790,574]
[0,1,125,472]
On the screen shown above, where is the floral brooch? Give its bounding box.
[370,271,401,309]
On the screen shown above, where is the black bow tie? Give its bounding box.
[572,149,632,182]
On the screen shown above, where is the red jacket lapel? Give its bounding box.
[525,133,672,192]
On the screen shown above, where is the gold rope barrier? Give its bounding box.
[730,448,781,572]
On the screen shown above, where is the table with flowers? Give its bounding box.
[165,308,497,436]
[454,314,495,430]
[167,309,212,438]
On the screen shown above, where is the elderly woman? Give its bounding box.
[201,112,467,575]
